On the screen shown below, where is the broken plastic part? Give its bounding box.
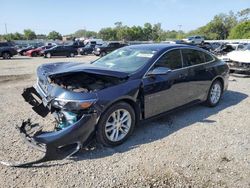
[22,87,50,117]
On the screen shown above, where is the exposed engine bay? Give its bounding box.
[50,72,123,93]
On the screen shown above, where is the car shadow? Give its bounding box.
[71,90,248,162]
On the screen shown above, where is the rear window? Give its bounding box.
[182,49,204,66]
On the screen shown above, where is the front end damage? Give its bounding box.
[1,62,128,167]
[4,84,98,167]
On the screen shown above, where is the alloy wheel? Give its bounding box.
[105,109,132,142]
[210,82,222,105]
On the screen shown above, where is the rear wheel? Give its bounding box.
[69,52,75,57]
[2,52,11,59]
[206,80,223,107]
[100,51,106,57]
[45,53,51,58]
[31,52,38,57]
[96,102,135,147]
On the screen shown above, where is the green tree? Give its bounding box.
[187,11,238,40]
[47,31,62,40]
[152,23,163,41]
[229,20,250,39]
[99,27,117,40]
[36,34,47,40]
[23,29,36,40]
[143,23,153,40]
[237,8,250,22]
[74,29,97,38]
[2,33,24,41]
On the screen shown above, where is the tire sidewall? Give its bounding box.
[96,102,135,147]
[207,80,222,107]
[101,51,106,57]
[46,53,51,58]
[2,52,10,59]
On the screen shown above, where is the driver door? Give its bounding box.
[143,49,189,118]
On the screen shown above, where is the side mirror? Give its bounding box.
[147,67,172,76]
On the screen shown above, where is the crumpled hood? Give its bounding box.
[227,50,250,63]
[38,62,129,79]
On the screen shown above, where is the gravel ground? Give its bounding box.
[0,56,249,187]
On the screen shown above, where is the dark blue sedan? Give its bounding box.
[14,44,229,166]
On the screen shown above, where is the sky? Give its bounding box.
[0,0,249,35]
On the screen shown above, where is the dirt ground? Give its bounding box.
[0,55,249,188]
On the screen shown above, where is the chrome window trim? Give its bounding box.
[143,47,215,78]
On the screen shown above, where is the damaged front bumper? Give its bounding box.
[227,61,250,72]
[1,86,98,167]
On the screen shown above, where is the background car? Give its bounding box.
[41,45,78,58]
[79,43,100,55]
[0,42,18,59]
[93,42,127,56]
[25,45,54,57]
[17,46,35,56]
[183,35,204,44]
[222,44,250,73]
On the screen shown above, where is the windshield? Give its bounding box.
[92,47,157,73]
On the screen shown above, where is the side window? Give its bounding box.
[182,49,205,67]
[204,52,214,62]
[154,49,182,70]
[109,43,115,47]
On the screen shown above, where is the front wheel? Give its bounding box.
[96,102,135,147]
[206,80,223,107]
[69,52,75,57]
[45,53,51,58]
[2,52,11,59]
[31,52,38,57]
[100,51,106,57]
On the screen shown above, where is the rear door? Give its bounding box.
[181,48,215,101]
[143,49,190,118]
[52,46,63,56]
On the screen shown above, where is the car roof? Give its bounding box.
[127,43,195,51]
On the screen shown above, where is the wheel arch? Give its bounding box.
[212,76,224,91]
[98,97,141,126]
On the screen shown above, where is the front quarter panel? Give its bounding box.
[95,79,142,113]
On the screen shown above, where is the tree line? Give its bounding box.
[0,8,249,41]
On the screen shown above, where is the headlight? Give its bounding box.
[96,48,100,52]
[52,98,96,110]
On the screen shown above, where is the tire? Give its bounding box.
[100,51,106,57]
[45,53,51,58]
[96,102,135,147]
[205,80,223,107]
[31,52,38,57]
[69,52,75,57]
[2,52,11,59]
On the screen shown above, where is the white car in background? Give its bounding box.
[183,35,204,44]
[224,44,250,72]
